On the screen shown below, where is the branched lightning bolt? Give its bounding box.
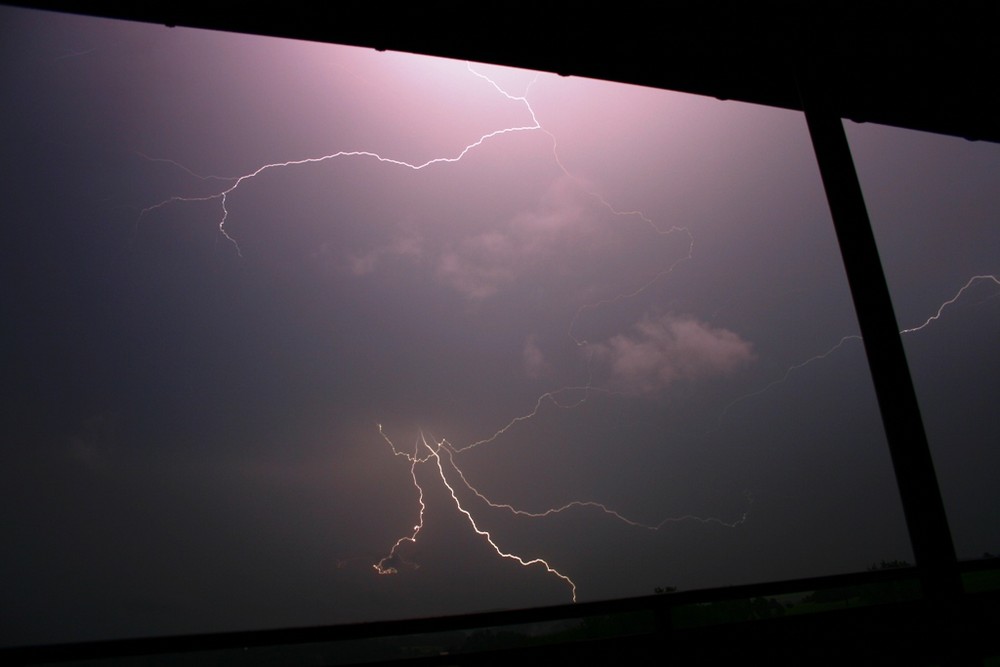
[138,64,541,257]
[140,63,692,326]
[146,62,748,603]
[373,426,430,575]
[428,434,578,601]
[376,386,751,602]
[373,426,581,599]
[375,419,749,601]
[137,151,242,182]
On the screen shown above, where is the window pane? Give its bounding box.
[847,121,1000,562]
[1,6,911,646]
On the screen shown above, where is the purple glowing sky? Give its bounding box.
[1,6,998,646]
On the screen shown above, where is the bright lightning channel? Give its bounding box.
[375,426,585,599]
[427,433,578,601]
[139,64,542,257]
[376,395,750,602]
[373,427,430,576]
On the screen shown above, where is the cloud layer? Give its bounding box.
[341,175,599,300]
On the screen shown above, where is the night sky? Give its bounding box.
[2,6,998,646]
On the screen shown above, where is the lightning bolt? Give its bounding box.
[373,426,429,576]
[138,63,691,314]
[138,42,999,608]
[374,424,577,597]
[375,416,755,604]
[449,385,599,454]
[720,273,1000,422]
[900,274,1000,334]
[427,433,578,601]
[143,61,750,604]
[446,445,751,530]
[374,381,752,603]
[139,64,542,257]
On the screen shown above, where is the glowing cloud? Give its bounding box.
[522,334,551,379]
[434,175,594,300]
[590,313,755,394]
[346,233,424,276]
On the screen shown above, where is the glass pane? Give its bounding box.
[847,121,1000,562]
[1,6,911,647]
